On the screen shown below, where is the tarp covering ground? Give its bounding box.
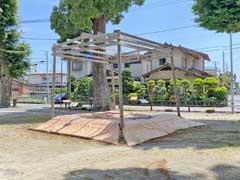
[34,112,204,146]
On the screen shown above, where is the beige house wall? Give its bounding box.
[130,63,142,78]
[138,49,206,80]
[145,69,197,81]
[28,73,67,86]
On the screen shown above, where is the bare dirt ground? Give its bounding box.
[0,108,240,180]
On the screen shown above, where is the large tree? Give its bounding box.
[51,0,144,110]
[0,0,31,107]
[192,0,240,113]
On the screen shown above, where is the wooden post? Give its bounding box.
[51,45,57,119]
[170,52,181,117]
[116,30,124,132]
[60,59,63,108]
[111,63,116,110]
[67,59,72,98]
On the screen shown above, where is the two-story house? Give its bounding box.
[141,44,214,81]
[27,72,67,97]
[66,43,215,83]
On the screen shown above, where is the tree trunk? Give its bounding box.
[92,15,111,111]
[0,60,10,107]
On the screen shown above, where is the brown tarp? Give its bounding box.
[124,114,204,146]
[34,112,204,146]
[34,113,120,144]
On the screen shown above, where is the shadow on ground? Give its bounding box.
[0,107,89,125]
[137,119,240,150]
[63,164,240,180]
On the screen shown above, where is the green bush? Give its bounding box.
[122,68,135,96]
[204,77,219,97]
[147,80,157,104]
[168,79,180,97]
[73,77,93,101]
[180,79,191,101]
[156,80,168,101]
[192,78,204,100]
[128,93,139,105]
[213,87,228,101]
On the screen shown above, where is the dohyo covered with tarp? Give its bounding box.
[34,112,204,146]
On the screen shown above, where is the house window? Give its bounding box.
[125,63,130,68]
[159,58,166,65]
[182,58,187,69]
[72,62,82,71]
[113,64,118,69]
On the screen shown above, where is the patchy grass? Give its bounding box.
[0,114,50,125]
[0,112,240,179]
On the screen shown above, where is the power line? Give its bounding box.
[136,25,198,36]
[20,37,58,41]
[20,24,198,41]
[20,19,49,24]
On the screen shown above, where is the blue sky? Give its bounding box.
[19,0,240,81]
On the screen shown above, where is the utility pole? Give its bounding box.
[230,32,235,113]
[170,50,181,117]
[222,51,225,73]
[45,51,50,103]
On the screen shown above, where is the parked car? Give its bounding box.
[55,93,67,104]
[139,99,149,104]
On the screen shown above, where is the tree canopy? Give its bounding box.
[192,0,240,33]
[0,0,31,78]
[51,0,144,42]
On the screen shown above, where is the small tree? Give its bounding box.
[213,87,228,102]
[147,80,156,110]
[168,79,180,100]
[219,72,231,90]
[180,79,191,102]
[192,78,204,100]
[204,77,219,98]
[137,84,147,99]
[73,77,93,101]
[156,80,167,101]
[122,68,134,96]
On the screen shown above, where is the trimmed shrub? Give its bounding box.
[213,87,228,101]
[128,93,139,105]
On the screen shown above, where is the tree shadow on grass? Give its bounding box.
[63,164,240,180]
[0,107,90,125]
[136,119,240,150]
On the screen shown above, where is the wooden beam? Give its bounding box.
[58,54,107,64]
[111,63,116,110]
[58,41,116,52]
[119,31,162,46]
[56,50,106,60]
[117,31,124,134]
[119,35,159,49]
[119,42,153,51]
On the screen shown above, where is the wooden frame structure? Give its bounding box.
[51,30,179,131]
